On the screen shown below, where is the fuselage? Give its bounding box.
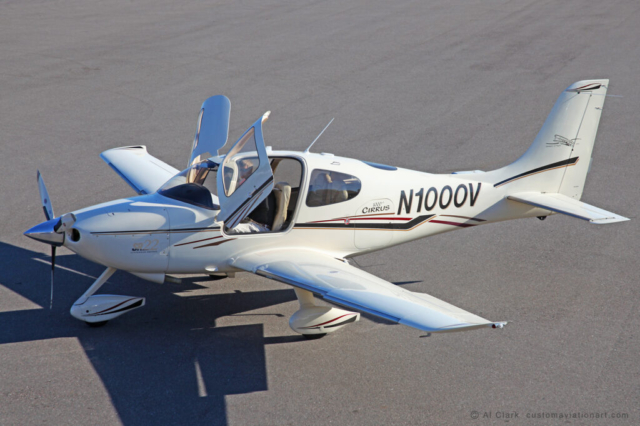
[61,150,549,278]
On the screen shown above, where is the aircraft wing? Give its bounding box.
[233,249,506,333]
[100,146,179,195]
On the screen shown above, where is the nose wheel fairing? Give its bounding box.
[71,295,145,324]
[70,267,145,325]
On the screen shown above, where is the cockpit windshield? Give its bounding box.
[158,159,219,210]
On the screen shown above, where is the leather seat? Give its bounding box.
[272,182,291,231]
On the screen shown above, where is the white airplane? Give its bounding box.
[25,79,628,338]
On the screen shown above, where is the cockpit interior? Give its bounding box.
[158,156,305,234]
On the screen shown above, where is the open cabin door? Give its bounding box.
[216,112,274,228]
[187,95,231,167]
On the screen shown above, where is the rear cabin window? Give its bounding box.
[306,169,361,207]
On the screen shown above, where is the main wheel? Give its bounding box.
[86,320,108,328]
[302,333,327,340]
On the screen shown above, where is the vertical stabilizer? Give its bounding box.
[485,80,608,199]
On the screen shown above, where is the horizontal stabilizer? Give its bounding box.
[508,192,629,224]
[100,146,179,195]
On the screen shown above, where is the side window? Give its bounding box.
[222,128,260,197]
[306,169,361,207]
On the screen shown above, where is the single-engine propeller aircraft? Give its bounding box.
[25,80,628,338]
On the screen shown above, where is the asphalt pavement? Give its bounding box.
[1,0,638,425]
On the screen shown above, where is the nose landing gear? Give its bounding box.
[70,267,145,326]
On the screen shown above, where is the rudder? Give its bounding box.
[557,80,608,199]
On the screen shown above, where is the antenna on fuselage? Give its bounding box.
[304,118,334,154]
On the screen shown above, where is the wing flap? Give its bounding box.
[100,146,179,195]
[508,192,629,224]
[235,249,505,333]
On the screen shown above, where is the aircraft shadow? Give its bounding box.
[0,242,299,426]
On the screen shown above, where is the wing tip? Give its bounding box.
[589,216,630,224]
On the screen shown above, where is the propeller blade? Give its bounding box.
[37,170,55,221]
[50,246,56,310]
